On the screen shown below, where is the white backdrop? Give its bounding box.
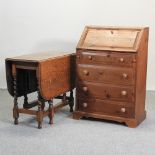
[0,0,155,89]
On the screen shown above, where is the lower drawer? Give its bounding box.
[76,98,135,118]
[77,81,135,102]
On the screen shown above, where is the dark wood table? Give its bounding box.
[6,51,76,129]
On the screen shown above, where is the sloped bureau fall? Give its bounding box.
[73,26,149,127]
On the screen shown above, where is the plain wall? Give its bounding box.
[0,0,155,89]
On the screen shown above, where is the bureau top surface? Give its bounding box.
[6,51,75,62]
[77,26,148,52]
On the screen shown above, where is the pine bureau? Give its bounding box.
[73,26,149,127]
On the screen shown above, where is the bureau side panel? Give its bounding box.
[39,54,76,100]
[135,28,149,120]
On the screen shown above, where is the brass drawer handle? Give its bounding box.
[119,58,124,62]
[83,103,88,108]
[83,87,88,92]
[121,108,126,113]
[88,55,92,60]
[121,90,127,96]
[122,73,128,79]
[83,70,89,75]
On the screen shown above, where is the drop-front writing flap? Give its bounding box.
[77,26,145,52]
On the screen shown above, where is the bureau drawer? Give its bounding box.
[77,51,136,67]
[77,98,135,118]
[77,64,135,85]
[77,81,135,102]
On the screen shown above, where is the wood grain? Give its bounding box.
[74,26,149,127]
[77,64,135,86]
[77,26,145,52]
[39,54,76,100]
[5,52,76,128]
[77,81,135,102]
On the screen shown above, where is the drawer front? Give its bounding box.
[76,98,135,118]
[77,64,135,86]
[77,51,137,67]
[77,81,135,102]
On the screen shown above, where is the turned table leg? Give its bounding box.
[69,90,74,112]
[23,94,28,108]
[12,65,19,125]
[37,92,44,129]
[13,95,19,124]
[41,97,45,111]
[62,93,67,103]
[48,100,54,125]
[36,75,44,129]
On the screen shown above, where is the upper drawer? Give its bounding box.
[77,64,135,86]
[76,51,137,67]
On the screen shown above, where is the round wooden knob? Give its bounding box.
[121,108,126,113]
[106,94,110,98]
[88,55,92,60]
[132,59,136,63]
[122,73,128,79]
[119,58,124,62]
[83,103,88,108]
[83,70,89,75]
[83,87,88,92]
[77,55,80,59]
[99,72,103,75]
[121,90,127,96]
